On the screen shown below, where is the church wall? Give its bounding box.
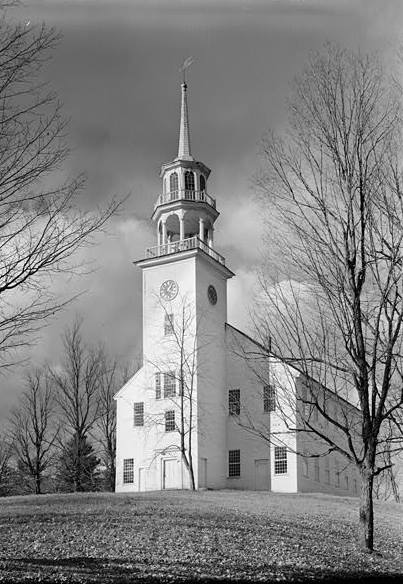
[225,326,298,492]
[225,336,272,491]
[295,377,360,497]
[195,255,229,489]
[269,361,298,493]
[115,362,195,492]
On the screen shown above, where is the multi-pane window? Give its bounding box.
[185,171,195,190]
[155,372,161,400]
[302,452,309,478]
[324,457,330,485]
[314,458,320,482]
[170,172,178,192]
[228,449,240,477]
[165,410,175,432]
[133,402,144,427]
[164,372,176,398]
[200,174,206,192]
[164,313,174,336]
[301,385,308,419]
[335,460,340,487]
[274,446,288,475]
[228,389,240,416]
[263,384,276,412]
[123,458,134,484]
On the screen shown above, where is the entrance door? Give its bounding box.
[138,467,144,492]
[163,459,179,489]
[255,459,270,491]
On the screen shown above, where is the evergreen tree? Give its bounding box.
[57,434,99,492]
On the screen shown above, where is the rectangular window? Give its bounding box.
[165,410,175,432]
[353,479,358,494]
[164,313,174,336]
[274,446,288,475]
[133,402,144,427]
[155,372,161,400]
[164,372,176,398]
[303,454,309,478]
[301,385,308,419]
[345,475,349,490]
[263,384,276,412]
[123,458,134,484]
[335,460,340,487]
[228,449,240,477]
[314,458,320,482]
[324,457,330,485]
[228,389,240,416]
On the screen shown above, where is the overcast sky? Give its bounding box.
[1,0,402,418]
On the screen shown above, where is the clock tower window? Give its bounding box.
[164,313,174,336]
[184,171,195,191]
[200,174,206,192]
[170,172,178,193]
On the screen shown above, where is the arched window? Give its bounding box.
[170,172,178,192]
[185,171,195,191]
[200,174,206,192]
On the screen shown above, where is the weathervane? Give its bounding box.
[180,57,194,85]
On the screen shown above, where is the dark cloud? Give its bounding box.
[0,0,401,419]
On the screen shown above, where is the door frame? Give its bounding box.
[254,458,270,491]
[162,458,178,490]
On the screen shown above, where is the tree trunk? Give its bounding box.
[359,467,374,552]
[109,461,116,492]
[188,456,196,490]
[35,475,41,495]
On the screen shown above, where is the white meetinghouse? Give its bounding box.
[114,75,360,496]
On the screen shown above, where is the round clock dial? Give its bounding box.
[207,285,217,305]
[160,279,179,301]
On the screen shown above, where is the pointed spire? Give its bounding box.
[176,81,194,161]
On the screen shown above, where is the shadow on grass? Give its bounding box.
[1,556,402,584]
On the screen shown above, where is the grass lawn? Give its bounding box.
[0,490,402,583]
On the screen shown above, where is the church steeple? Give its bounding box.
[137,70,232,279]
[176,82,193,161]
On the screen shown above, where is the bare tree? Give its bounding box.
[50,319,103,491]
[96,356,134,491]
[146,296,199,490]
[10,368,59,493]
[254,44,403,552]
[0,10,120,365]
[0,431,13,495]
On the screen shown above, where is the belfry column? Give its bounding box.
[199,217,205,241]
[178,210,185,241]
[208,226,214,248]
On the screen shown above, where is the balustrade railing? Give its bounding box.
[145,236,225,265]
[155,190,216,209]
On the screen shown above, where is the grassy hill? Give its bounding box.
[0,490,402,583]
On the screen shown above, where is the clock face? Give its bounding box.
[160,280,179,301]
[207,285,217,306]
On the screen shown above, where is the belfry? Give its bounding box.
[114,73,360,497]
